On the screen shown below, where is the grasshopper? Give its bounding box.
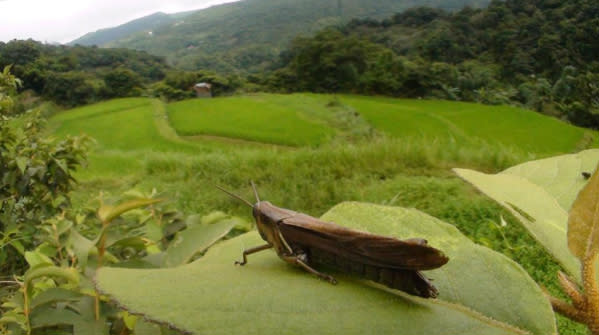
[217,183,449,298]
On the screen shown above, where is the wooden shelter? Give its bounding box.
[193,82,212,98]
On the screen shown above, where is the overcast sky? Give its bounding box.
[0,0,239,44]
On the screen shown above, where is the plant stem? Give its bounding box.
[558,271,585,309]
[583,253,599,334]
[95,220,108,321]
[548,294,586,324]
[23,284,31,335]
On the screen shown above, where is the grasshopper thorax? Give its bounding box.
[252,201,297,255]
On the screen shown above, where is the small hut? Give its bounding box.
[193,82,212,98]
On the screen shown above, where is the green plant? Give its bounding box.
[0,66,21,115]
[0,67,91,276]
[0,190,243,335]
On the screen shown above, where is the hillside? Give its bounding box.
[264,0,599,128]
[69,12,180,46]
[73,0,490,73]
[51,94,595,158]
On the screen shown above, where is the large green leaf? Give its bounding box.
[134,319,161,335]
[454,149,599,281]
[96,202,554,335]
[501,149,599,210]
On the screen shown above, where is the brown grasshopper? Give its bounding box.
[217,183,449,298]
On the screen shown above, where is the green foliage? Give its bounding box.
[0,108,90,276]
[96,202,554,335]
[0,40,169,107]
[102,68,142,99]
[269,0,599,128]
[0,188,240,335]
[42,72,96,107]
[0,66,21,115]
[81,0,490,73]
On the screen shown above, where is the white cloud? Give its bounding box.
[0,0,239,43]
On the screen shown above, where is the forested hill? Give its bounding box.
[69,12,188,47]
[74,0,490,73]
[265,0,599,128]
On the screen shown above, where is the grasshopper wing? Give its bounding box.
[279,214,448,271]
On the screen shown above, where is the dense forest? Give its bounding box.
[262,0,599,128]
[0,40,170,108]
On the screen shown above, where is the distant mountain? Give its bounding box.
[70,12,187,46]
[71,0,490,73]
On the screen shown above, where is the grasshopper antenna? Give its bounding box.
[215,184,254,208]
[250,180,260,202]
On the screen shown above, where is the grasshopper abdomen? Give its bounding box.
[308,247,438,297]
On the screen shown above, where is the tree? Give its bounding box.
[0,68,90,274]
[103,67,143,98]
[43,71,96,106]
[0,66,20,114]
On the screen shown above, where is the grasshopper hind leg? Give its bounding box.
[235,243,272,265]
[282,254,338,285]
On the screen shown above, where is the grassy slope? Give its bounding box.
[50,94,595,334]
[339,95,592,154]
[168,93,594,154]
[168,95,334,146]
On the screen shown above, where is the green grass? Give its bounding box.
[167,95,335,146]
[48,94,596,335]
[167,93,596,155]
[49,98,209,154]
[339,95,596,154]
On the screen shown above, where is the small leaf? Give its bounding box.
[70,229,95,270]
[24,251,53,268]
[30,288,83,310]
[30,301,109,335]
[97,205,114,223]
[144,220,163,242]
[97,198,163,223]
[163,219,237,267]
[53,158,69,174]
[15,157,27,174]
[25,266,79,289]
[568,165,599,260]
[120,310,138,330]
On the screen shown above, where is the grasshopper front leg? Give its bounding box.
[235,243,272,265]
[282,254,338,285]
